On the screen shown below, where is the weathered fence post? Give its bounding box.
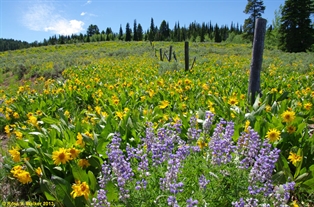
[248,18,267,105]
[168,46,172,62]
[173,51,177,62]
[185,41,189,71]
[159,48,163,61]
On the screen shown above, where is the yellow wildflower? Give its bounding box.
[14,131,23,139]
[67,147,80,159]
[159,100,170,109]
[303,103,312,111]
[286,125,296,134]
[4,125,11,135]
[288,152,302,166]
[52,148,72,165]
[78,159,90,168]
[35,167,42,177]
[76,133,85,147]
[197,140,208,149]
[228,97,238,106]
[265,128,281,142]
[13,112,19,119]
[281,110,296,123]
[9,146,20,162]
[71,181,90,200]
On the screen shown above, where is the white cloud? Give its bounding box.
[23,3,84,35]
[44,20,84,35]
[86,0,92,4]
[81,12,86,16]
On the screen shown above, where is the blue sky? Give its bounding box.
[0,0,285,43]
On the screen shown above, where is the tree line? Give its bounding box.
[0,19,243,52]
[1,0,313,53]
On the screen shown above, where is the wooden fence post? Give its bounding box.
[248,18,267,105]
[159,48,163,61]
[169,46,172,62]
[185,41,189,71]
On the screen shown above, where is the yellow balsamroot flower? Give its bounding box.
[265,128,281,143]
[35,167,42,177]
[303,102,312,111]
[52,148,72,165]
[64,110,70,118]
[116,111,124,120]
[84,131,93,139]
[4,125,11,135]
[159,100,170,109]
[286,125,296,134]
[228,97,238,106]
[291,200,299,207]
[197,139,208,150]
[67,147,80,159]
[10,165,32,184]
[244,120,250,133]
[9,146,20,162]
[14,131,23,139]
[13,112,19,119]
[265,105,271,112]
[28,115,38,126]
[76,133,85,147]
[95,106,101,115]
[78,159,90,168]
[288,152,302,166]
[71,181,90,200]
[281,110,296,123]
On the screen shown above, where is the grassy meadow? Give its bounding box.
[0,41,314,206]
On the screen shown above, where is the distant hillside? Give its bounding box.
[0,38,31,51]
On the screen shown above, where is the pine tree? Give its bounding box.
[125,23,132,41]
[137,24,143,41]
[118,25,123,40]
[149,18,155,41]
[133,20,138,41]
[279,0,313,52]
[243,0,266,42]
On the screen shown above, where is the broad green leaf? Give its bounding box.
[88,171,97,192]
[106,181,119,202]
[71,163,88,183]
[42,117,60,124]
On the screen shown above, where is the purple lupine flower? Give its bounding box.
[186,198,198,207]
[272,182,295,206]
[187,116,202,140]
[232,197,260,207]
[160,156,182,192]
[203,111,215,136]
[208,119,236,165]
[237,126,261,169]
[167,196,179,207]
[135,179,147,191]
[198,175,210,190]
[92,189,110,207]
[107,133,134,202]
[248,140,280,196]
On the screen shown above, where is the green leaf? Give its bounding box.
[106,181,119,202]
[42,117,60,124]
[88,171,97,192]
[71,163,88,183]
[276,91,289,102]
[301,178,314,192]
[51,175,76,207]
[44,191,56,201]
[294,148,304,178]
[295,172,310,183]
[25,147,39,154]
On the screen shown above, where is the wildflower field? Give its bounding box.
[0,41,314,206]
